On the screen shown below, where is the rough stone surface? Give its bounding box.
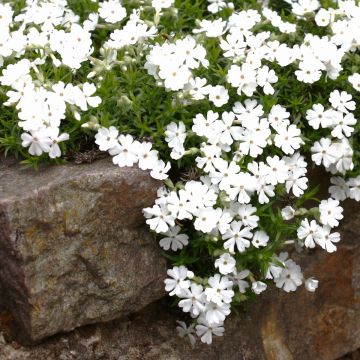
[0,200,359,359]
[0,157,165,343]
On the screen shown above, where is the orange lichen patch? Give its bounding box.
[261,307,294,360]
[310,305,360,360]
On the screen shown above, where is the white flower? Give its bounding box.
[84,13,99,32]
[164,265,191,296]
[159,226,189,251]
[99,0,126,24]
[137,142,159,171]
[319,198,343,228]
[159,64,191,91]
[238,119,270,158]
[195,317,224,345]
[274,124,302,155]
[21,130,51,156]
[231,269,250,293]
[268,105,290,130]
[292,0,320,16]
[297,219,321,248]
[215,253,236,275]
[178,283,205,316]
[152,0,175,11]
[311,138,337,168]
[111,134,139,167]
[281,206,295,220]
[208,0,232,14]
[143,204,175,233]
[106,19,157,49]
[77,83,102,111]
[215,210,233,235]
[329,90,356,113]
[305,278,319,292]
[165,121,187,151]
[347,176,360,201]
[176,321,196,347]
[95,126,119,151]
[48,128,69,159]
[266,257,284,280]
[295,60,322,84]
[216,111,242,145]
[205,274,234,305]
[220,32,246,58]
[228,172,256,204]
[316,226,340,253]
[196,145,220,173]
[285,157,308,197]
[348,73,360,92]
[329,139,354,175]
[256,65,278,95]
[150,160,171,180]
[185,77,210,100]
[192,110,219,139]
[222,221,253,253]
[194,208,220,234]
[315,8,331,26]
[275,259,303,293]
[227,63,257,96]
[237,205,259,228]
[274,44,296,66]
[252,231,269,248]
[177,37,209,69]
[204,302,231,325]
[252,281,267,294]
[264,156,289,185]
[329,177,349,201]
[210,159,240,192]
[167,189,193,220]
[185,181,217,212]
[331,112,356,139]
[170,148,185,160]
[233,99,264,125]
[305,104,333,129]
[193,19,226,38]
[208,85,229,107]
[54,25,93,69]
[0,59,31,87]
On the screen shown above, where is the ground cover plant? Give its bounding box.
[1,0,360,346]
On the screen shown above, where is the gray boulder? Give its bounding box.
[0,157,165,343]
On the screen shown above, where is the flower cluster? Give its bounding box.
[1,0,360,347]
[0,1,102,159]
[310,90,355,174]
[95,127,170,180]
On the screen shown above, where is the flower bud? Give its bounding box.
[281,206,295,220]
[305,277,319,292]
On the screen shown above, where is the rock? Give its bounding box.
[0,157,166,343]
[1,201,360,359]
